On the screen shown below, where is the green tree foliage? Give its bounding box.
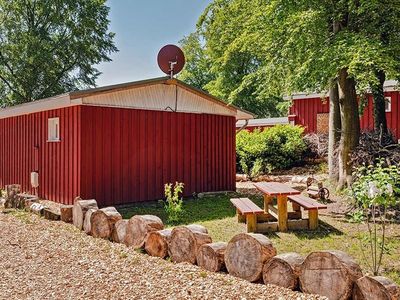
[192,0,400,188]
[179,0,288,118]
[178,32,214,90]
[358,1,400,138]
[0,0,117,106]
[236,125,306,179]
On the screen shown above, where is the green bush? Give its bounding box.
[236,125,306,178]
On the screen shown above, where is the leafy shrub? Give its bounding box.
[236,125,306,178]
[164,182,184,223]
[350,160,400,275]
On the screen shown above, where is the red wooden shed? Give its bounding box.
[288,80,400,141]
[0,77,253,206]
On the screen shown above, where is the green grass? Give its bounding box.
[119,192,400,284]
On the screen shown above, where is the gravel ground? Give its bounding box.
[0,211,325,300]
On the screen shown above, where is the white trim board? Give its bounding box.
[0,78,254,120]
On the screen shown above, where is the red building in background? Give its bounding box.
[288,80,400,140]
[0,77,253,206]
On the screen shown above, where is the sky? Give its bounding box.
[96,0,212,86]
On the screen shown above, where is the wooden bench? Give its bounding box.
[230,198,265,233]
[287,195,327,230]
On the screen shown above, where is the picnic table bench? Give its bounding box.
[287,194,327,230]
[230,198,265,233]
[253,181,326,232]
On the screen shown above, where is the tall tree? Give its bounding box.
[356,0,400,141]
[199,0,400,187]
[0,0,117,106]
[180,0,288,118]
[178,32,214,90]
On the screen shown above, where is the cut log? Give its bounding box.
[72,198,98,230]
[44,208,61,221]
[90,207,122,239]
[196,242,227,272]
[299,250,363,300]
[83,208,98,235]
[18,194,39,210]
[111,219,129,243]
[169,226,212,264]
[353,276,400,300]
[224,233,277,282]
[60,205,73,223]
[125,215,164,249]
[291,176,312,184]
[186,224,208,234]
[145,229,173,258]
[4,184,21,209]
[262,252,304,290]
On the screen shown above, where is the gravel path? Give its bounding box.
[0,211,325,300]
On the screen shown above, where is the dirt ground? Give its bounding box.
[0,211,324,300]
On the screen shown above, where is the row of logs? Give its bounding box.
[65,197,399,300]
[3,184,39,210]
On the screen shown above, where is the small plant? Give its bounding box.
[164,182,184,223]
[350,160,400,275]
[199,271,207,278]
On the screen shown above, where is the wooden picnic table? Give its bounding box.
[254,182,301,232]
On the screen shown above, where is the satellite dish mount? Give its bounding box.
[158,45,185,79]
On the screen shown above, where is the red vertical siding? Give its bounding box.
[0,106,81,204]
[290,91,400,140]
[80,106,236,206]
[289,97,330,133]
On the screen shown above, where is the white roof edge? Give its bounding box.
[236,109,255,120]
[236,117,288,127]
[285,80,399,100]
[0,84,255,120]
[0,93,74,119]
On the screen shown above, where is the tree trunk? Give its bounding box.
[337,69,360,189]
[353,275,400,300]
[328,79,341,181]
[144,229,172,258]
[224,233,277,282]
[4,184,21,209]
[371,70,389,141]
[262,252,304,290]
[60,205,73,223]
[168,226,212,264]
[196,242,227,272]
[111,219,129,243]
[83,208,98,234]
[90,207,122,239]
[125,215,164,249]
[299,250,363,300]
[72,198,98,230]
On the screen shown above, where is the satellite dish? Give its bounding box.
[157,45,185,78]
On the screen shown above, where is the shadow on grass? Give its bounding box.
[117,192,344,241]
[260,220,343,240]
[117,192,265,227]
[294,220,343,239]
